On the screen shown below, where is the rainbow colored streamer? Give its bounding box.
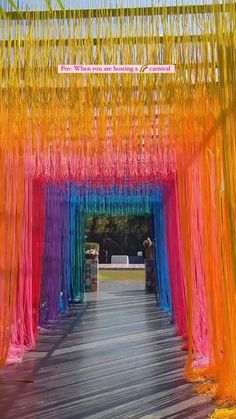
[1,2,236,416]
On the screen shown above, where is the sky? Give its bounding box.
[1,0,215,11]
[0,0,218,41]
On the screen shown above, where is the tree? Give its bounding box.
[85,215,152,262]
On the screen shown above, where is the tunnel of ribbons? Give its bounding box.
[1,1,236,416]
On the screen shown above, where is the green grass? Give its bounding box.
[99,269,145,281]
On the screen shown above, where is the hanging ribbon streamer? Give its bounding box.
[153,199,172,313]
[164,179,187,338]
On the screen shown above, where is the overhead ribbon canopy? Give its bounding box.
[0,1,236,415]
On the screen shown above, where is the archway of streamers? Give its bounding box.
[8,180,182,360]
[0,1,236,416]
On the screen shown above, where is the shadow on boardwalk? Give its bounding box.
[0,280,214,419]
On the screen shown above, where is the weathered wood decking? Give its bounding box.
[0,280,214,418]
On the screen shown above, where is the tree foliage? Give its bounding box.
[85,215,152,262]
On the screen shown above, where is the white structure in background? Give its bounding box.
[137,251,143,257]
[111,255,129,265]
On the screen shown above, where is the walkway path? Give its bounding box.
[0,280,214,418]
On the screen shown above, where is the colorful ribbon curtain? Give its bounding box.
[35,181,167,330]
[152,199,172,313]
[1,1,236,415]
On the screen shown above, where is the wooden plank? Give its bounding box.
[0,34,220,48]
[2,3,235,20]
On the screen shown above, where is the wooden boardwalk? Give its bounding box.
[0,280,214,419]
